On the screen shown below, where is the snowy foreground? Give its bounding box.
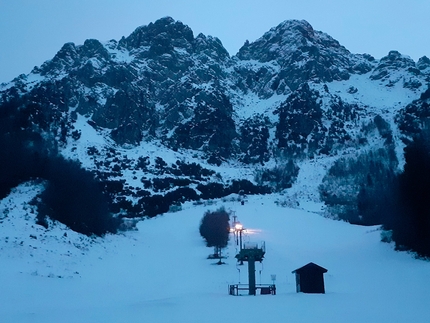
[1,184,430,323]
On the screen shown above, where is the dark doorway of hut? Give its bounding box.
[292,262,328,294]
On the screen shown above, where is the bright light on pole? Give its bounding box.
[234,222,244,251]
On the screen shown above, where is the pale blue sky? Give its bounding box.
[1,0,429,83]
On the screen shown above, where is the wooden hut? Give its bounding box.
[292,262,328,294]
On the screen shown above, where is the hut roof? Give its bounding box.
[292,262,328,274]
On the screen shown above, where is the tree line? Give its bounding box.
[0,98,119,236]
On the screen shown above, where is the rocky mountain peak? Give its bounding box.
[80,39,110,61]
[273,19,316,40]
[417,56,430,71]
[121,16,194,54]
[194,33,230,61]
[380,50,415,68]
[369,50,425,89]
[38,42,80,76]
[36,38,111,78]
[236,19,373,91]
[236,19,347,62]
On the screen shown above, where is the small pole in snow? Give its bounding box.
[271,274,276,285]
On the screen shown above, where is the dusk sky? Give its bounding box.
[1,0,430,83]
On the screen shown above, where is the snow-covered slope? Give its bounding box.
[1,185,429,323]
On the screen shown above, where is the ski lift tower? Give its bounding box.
[235,242,265,295]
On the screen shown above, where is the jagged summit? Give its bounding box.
[237,19,323,61]
[370,50,423,88]
[236,19,374,90]
[236,19,347,59]
[120,16,194,53]
[417,55,430,71]
[37,39,111,77]
[119,16,229,60]
[31,16,229,81]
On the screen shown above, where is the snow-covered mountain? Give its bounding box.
[1,16,430,227]
[1,16,430,322]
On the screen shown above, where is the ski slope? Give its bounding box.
[1,183,429,323]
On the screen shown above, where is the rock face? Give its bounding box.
[1,16,430,219]
[398,87,430,135]
[370,50,424,89]
[15,17,234,149]
[236,20,373,92]
[3,17,428,153]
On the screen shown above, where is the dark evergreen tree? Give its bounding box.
[357,169,398,226]
[199,207,230,262]
[37,155,120,236]
[383,132,430,256]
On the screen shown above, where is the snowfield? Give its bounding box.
[1,183,429,323]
